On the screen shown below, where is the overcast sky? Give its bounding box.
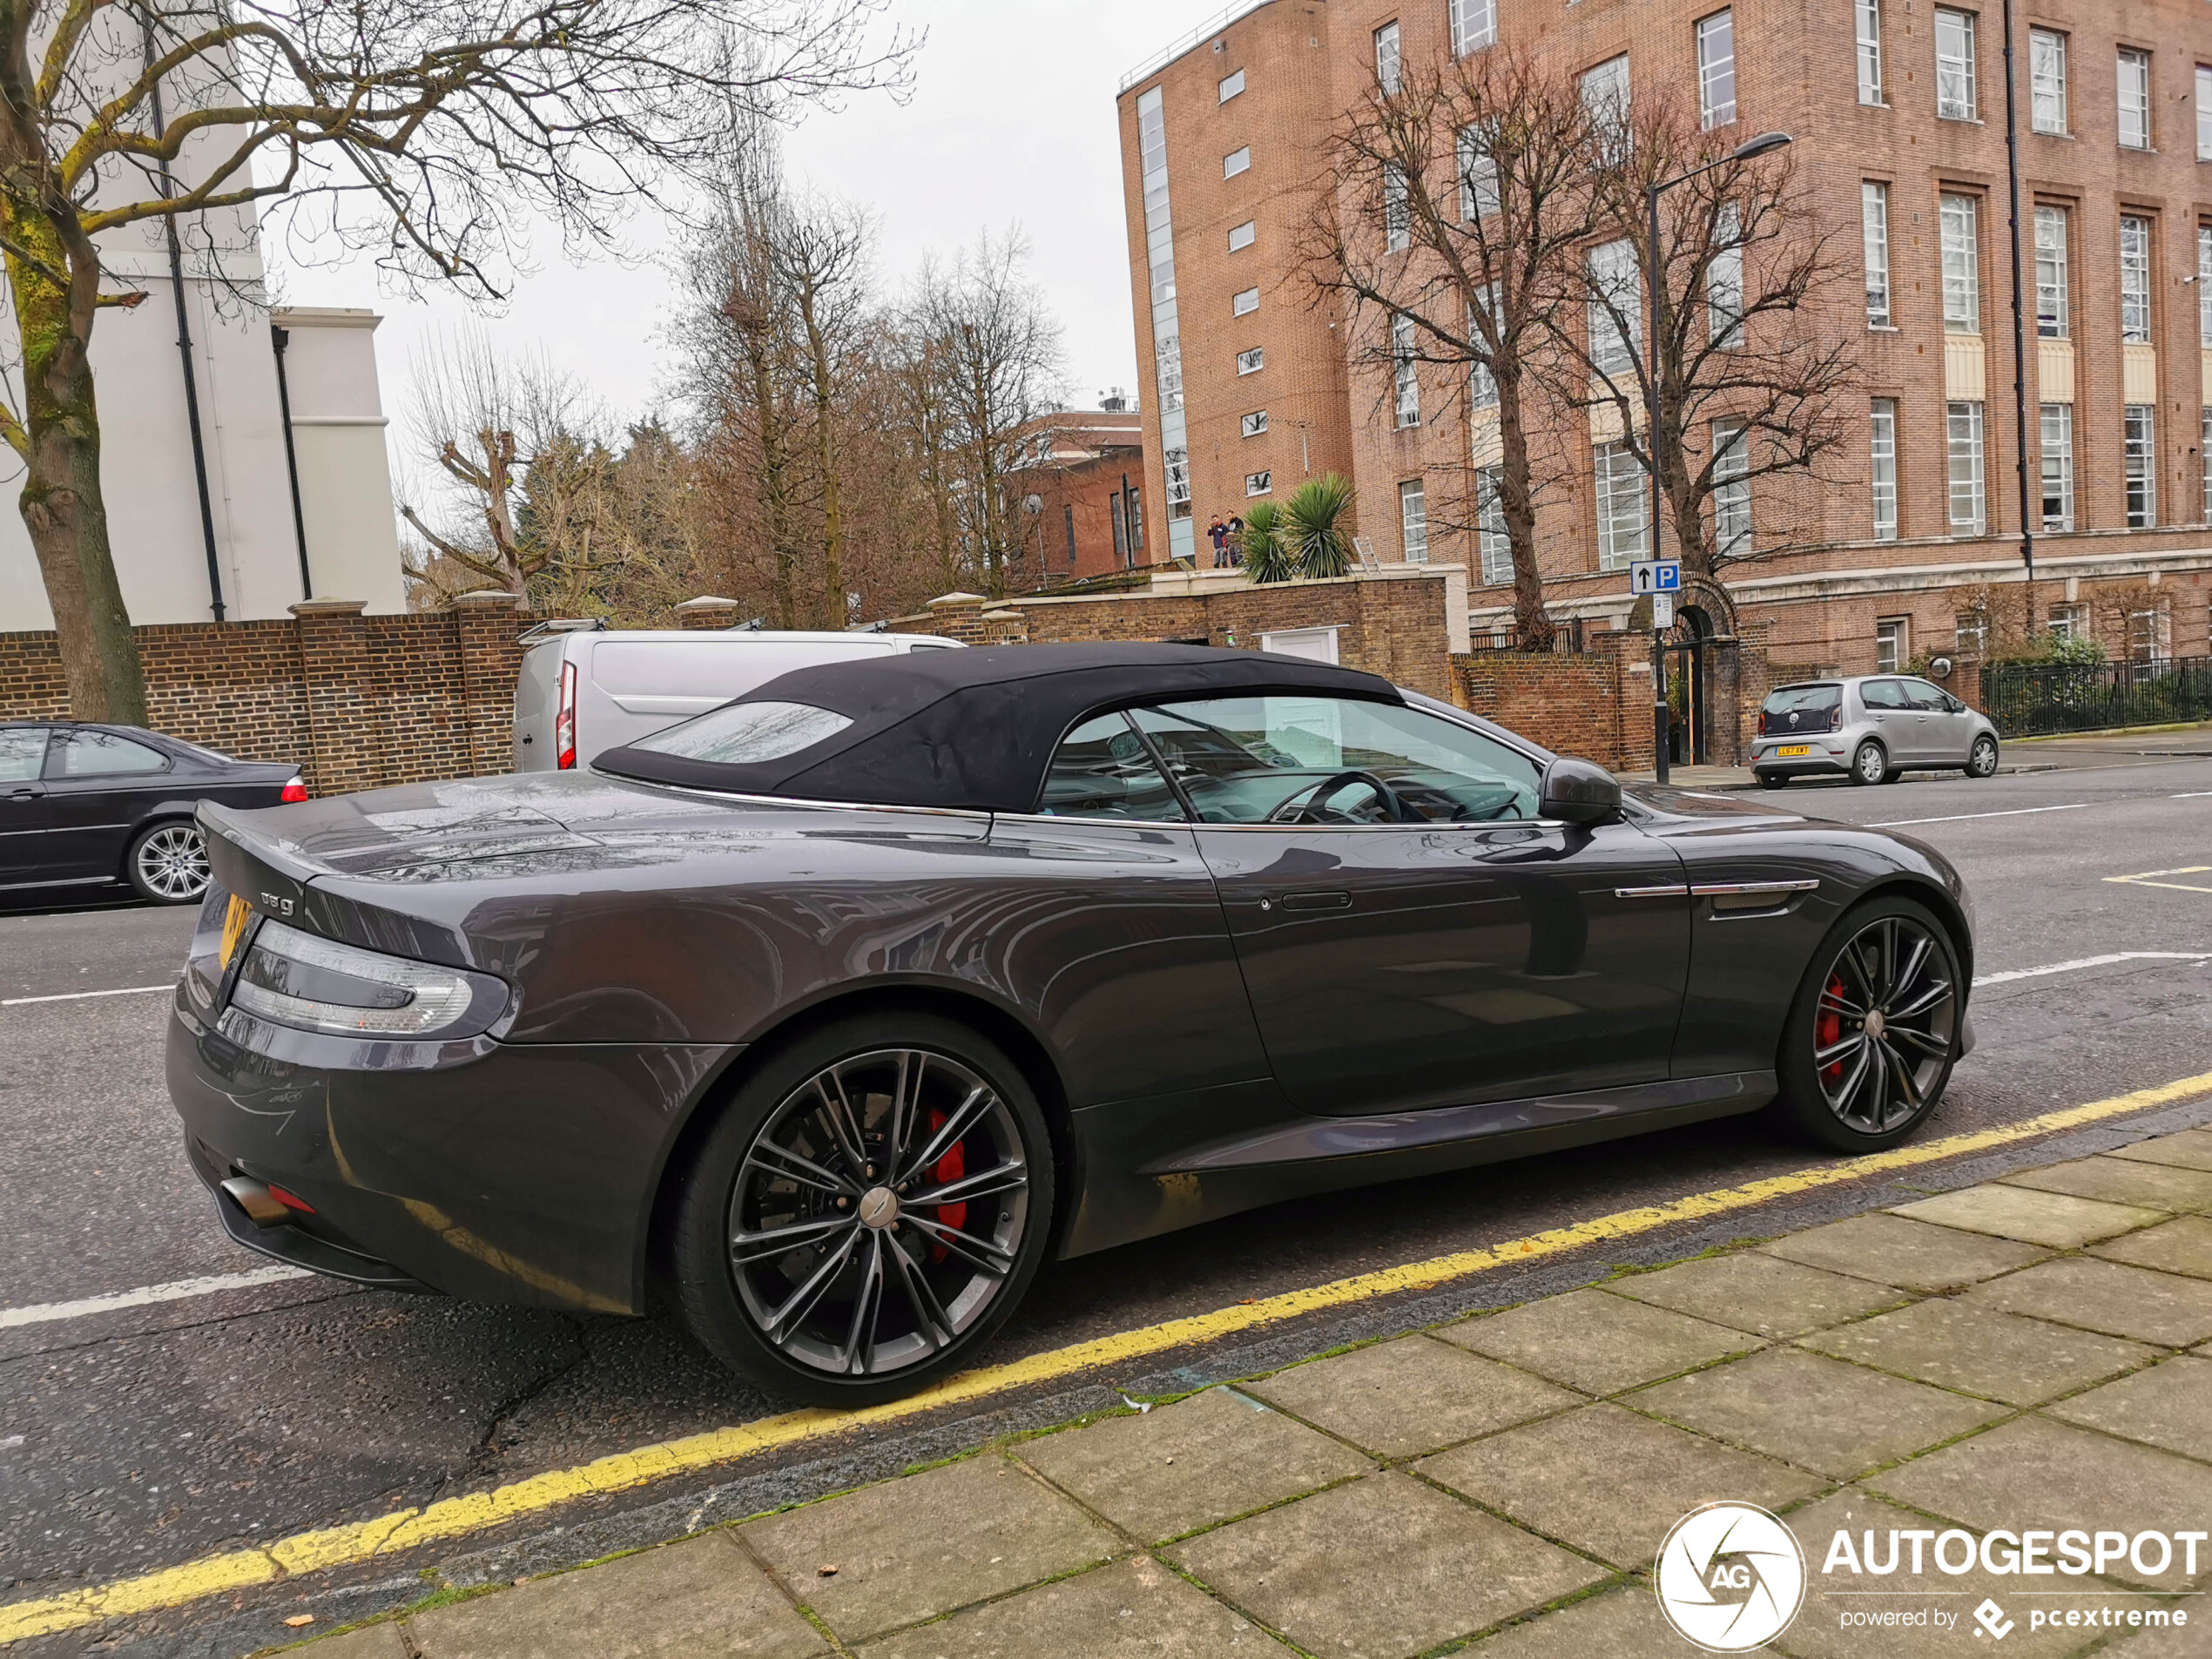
[267,0,1206,462]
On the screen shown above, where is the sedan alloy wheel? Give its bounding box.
[129,822,211,902]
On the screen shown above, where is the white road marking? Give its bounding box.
[2173,791,2212,799]
[0,1264,314,1330]
[1,983,174,1007]
[1869,803,2090,828]
[1973,951,2211,988]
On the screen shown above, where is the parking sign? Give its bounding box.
[1629,560,1682,596]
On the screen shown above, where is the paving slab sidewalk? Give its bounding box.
[281,1136,2212,1659]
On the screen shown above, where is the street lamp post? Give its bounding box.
[1642,130,1792,785]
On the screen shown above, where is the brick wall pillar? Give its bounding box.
[453,590,527,778]
[290,599,380,796]
[1602,631,1659,775]
[674,596,739,631]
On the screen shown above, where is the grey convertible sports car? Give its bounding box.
[167,644,1974,1403]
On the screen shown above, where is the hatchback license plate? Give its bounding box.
[1775,745,1811,758]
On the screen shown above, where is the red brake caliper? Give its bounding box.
[1817,974,1844,1084]
[923,1109,967,1263]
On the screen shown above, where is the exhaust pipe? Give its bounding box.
[219,1177,291,1228]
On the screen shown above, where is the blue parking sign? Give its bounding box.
[1629,560,1682,595]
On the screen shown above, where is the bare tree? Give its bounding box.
[6,0,914,721]
[1551,100,1856,578]
[399,332,619,604]
[1308,45,1598,646]
[910,230,1065,597]
[777,195,873,627]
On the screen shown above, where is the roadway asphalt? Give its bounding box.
[3,734,2210,1656]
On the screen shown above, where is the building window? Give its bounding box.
[2124,405,2156,527]
[1946,400,1986,535]
[1219,68,1244,103]
[2040,402,2074,531]
[1451,0,1497,57]
[2119,215,2152,342]
[2127,607,2168,663]
[1241,410,1269,438]
[1232,287,1259,316]
[1939,192,1980,334]
[1236,347,1264,375]
[1862,182,1892,326]
[1398,478,1429,562]
[1709,202,1744,347]
[1955,611,1988,658]
[1474,465,1510,584]
[2047,603,2086,642]
[1696,10,1737,128]
[1164,448,1190,520]
[1375,21,1401,94]
[1393,313,1420,427]
[1856,0,1883,105]
[1458,126,1500,220]
[1245,470,1272,497]
[2033,205,2069,338]
[1062,504,1077,563]
[1934,9,1976,122]
[1712,419,1751,559]
[2202,409,2212,523]
[2201,226,2212,347]
[1469,314,1500,412]
[1581,55,1631,158]
[1228,219,1256,253]
[2199,65,2212,161]
[1588,238,1640,383]
[1384,165,1410,252]
[1870,398,1898,540]
[1224,146,1251,179]
[2029,30,2067,135]
[1593,442,1649,569]
[1129,487,1143,548]
[1876,617,1909,674]
[2117,49,2151,151]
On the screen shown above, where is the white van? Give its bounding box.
[512,625,964,772]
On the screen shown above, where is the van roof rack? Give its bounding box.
[516,617,610,644]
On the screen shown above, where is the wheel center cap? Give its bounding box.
[858,1186,900,1230]
[1864,1008,1887,1039]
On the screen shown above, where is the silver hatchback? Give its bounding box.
[1751,675,2000,787]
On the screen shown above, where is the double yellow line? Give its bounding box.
[8,1068,2212,1645]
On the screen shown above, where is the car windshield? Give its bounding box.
[1135,696,1541,824]
[1762,684,1841,717]
[630,700,853,764]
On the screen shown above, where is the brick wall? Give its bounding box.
[1453,631,1657,773]
[0,593,535,796]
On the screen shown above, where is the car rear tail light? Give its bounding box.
[226,919,481,1037]
[555,659,578,770]
[280,777,308,804]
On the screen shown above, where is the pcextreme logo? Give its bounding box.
[1656,1502,1808,1652]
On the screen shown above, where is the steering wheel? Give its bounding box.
[1265,770,1410,826]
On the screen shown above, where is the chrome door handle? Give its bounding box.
[1614,884,1689,900]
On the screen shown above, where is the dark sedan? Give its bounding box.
[1,723,303,904]
[165,645,1974,1404]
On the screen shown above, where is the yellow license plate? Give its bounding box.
[219,894,253,968]
[1775,745,1811,758]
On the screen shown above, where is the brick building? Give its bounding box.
[1004,403,1151,583]
[1115,0,2212,692]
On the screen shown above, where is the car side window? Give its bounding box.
[0,728,48,782]
[52,730,168,778]
[1859,680,1909,711]
[1034,714,1188,821]
[1901,679,1951,711]
[1135,696,1541,825]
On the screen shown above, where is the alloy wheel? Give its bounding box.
[135,825,210,900]
[726,1048,1029,1379]
[1812,915,1956,1135]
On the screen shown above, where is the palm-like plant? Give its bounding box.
[1238,500,1298,583]
[1282,475,1356,579]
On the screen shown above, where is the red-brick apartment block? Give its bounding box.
[1116,0,2212,677]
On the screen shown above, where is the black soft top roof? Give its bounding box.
[592,642,1403,813]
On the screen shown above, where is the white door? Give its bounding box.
[1257,626,1340,664]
